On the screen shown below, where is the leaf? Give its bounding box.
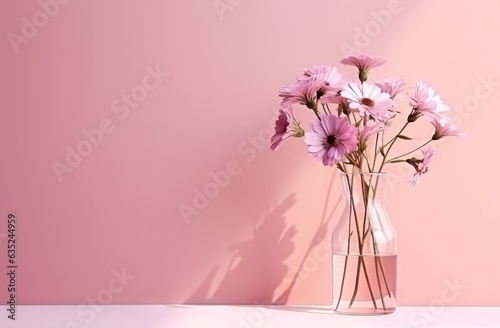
[379,146,386,157]
[397,135,412,140]
[337,163,345,173]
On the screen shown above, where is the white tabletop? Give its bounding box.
[1,305,499,328]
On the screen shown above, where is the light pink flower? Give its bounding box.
[341,82,395,121]
[340,55,386,82]
[279,76,325,109]
[431,119,466,140]
[304,114,358,166]
[341,55,386,71]
[409,81,449,125]
[374,78,406,100]
[270,106,304,151]
[302,65,346,104]
[358,120,387,141]
[408,148,434,186]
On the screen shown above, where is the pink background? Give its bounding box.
[0,0,499,306]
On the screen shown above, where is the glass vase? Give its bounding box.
[332,172,397,315]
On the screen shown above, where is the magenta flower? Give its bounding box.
[279,76,325,109]
[340,55,386,82]
[431,119,466,140]
[374,78,406,100]
[341,82,395,121]
[270,106,304,151]
[409,81,449,125]
[302,65,346,104]
[407,148,434,186]
[304,114,358,166]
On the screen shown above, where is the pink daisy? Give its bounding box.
[409,81,449,125]
[357,120,387,151]
[302,65,346,104]
[279,76,325,109]
[341,82,395,121]
[340,55,386,82]
[304,114,358,166]
[431,119,466,140]
[374,78,406,100]
[358,120,387,142]
[407,148,434,186]
[270,106,304,151]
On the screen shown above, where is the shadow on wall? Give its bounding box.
[185,193,297,304]
[185,171,342,305]
[273,172,341,305]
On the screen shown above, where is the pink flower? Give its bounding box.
[407,148,434,186]
[431,119,466,140]
[279,76,325,109]
[341,82,395,121]
[270,106,304,151]
[358,120,387,141]
[374,78,406,100]
[340,55,386,82]
[336,96,351,116]
[302,65,346,104]
[409,81,449,125]
[304,114,358,166]
[357,120,387,151]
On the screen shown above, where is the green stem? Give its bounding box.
[372,133,381,170]
[386,140,432,163]
[346,171,377,309]
[334,163,352,311]
[348,259,362,308]
[362,152,372,172]
[378,122,410,172]
[325,103,332,114]
[359,256,378,309]
[371,228,392,301]
[321,103,329,115]
[374,255,387,310]
[381,122,408,150]
[362,174,392,310]
[369,174,392,303]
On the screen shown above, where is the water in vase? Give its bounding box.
[333,254,397,315]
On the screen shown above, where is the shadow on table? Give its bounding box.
[261,304,333,315]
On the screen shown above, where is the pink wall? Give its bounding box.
[0,0,499,307]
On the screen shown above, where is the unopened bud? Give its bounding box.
[359,69,369,83]
[407,111,420,123]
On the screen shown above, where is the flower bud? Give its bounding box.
[407,111,420,123]
[295,127,305,138]
[306,99,317,110]
[359,69,369,83]
[342,103,351,116]
[359,140,368,152]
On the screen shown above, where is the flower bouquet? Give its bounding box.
[270,54,464,314]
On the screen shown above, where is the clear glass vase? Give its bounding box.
[332,172,397,315]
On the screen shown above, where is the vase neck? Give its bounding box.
[340,172,389,203]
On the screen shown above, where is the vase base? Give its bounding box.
[332,254,397,315]
[333,305,396,315]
